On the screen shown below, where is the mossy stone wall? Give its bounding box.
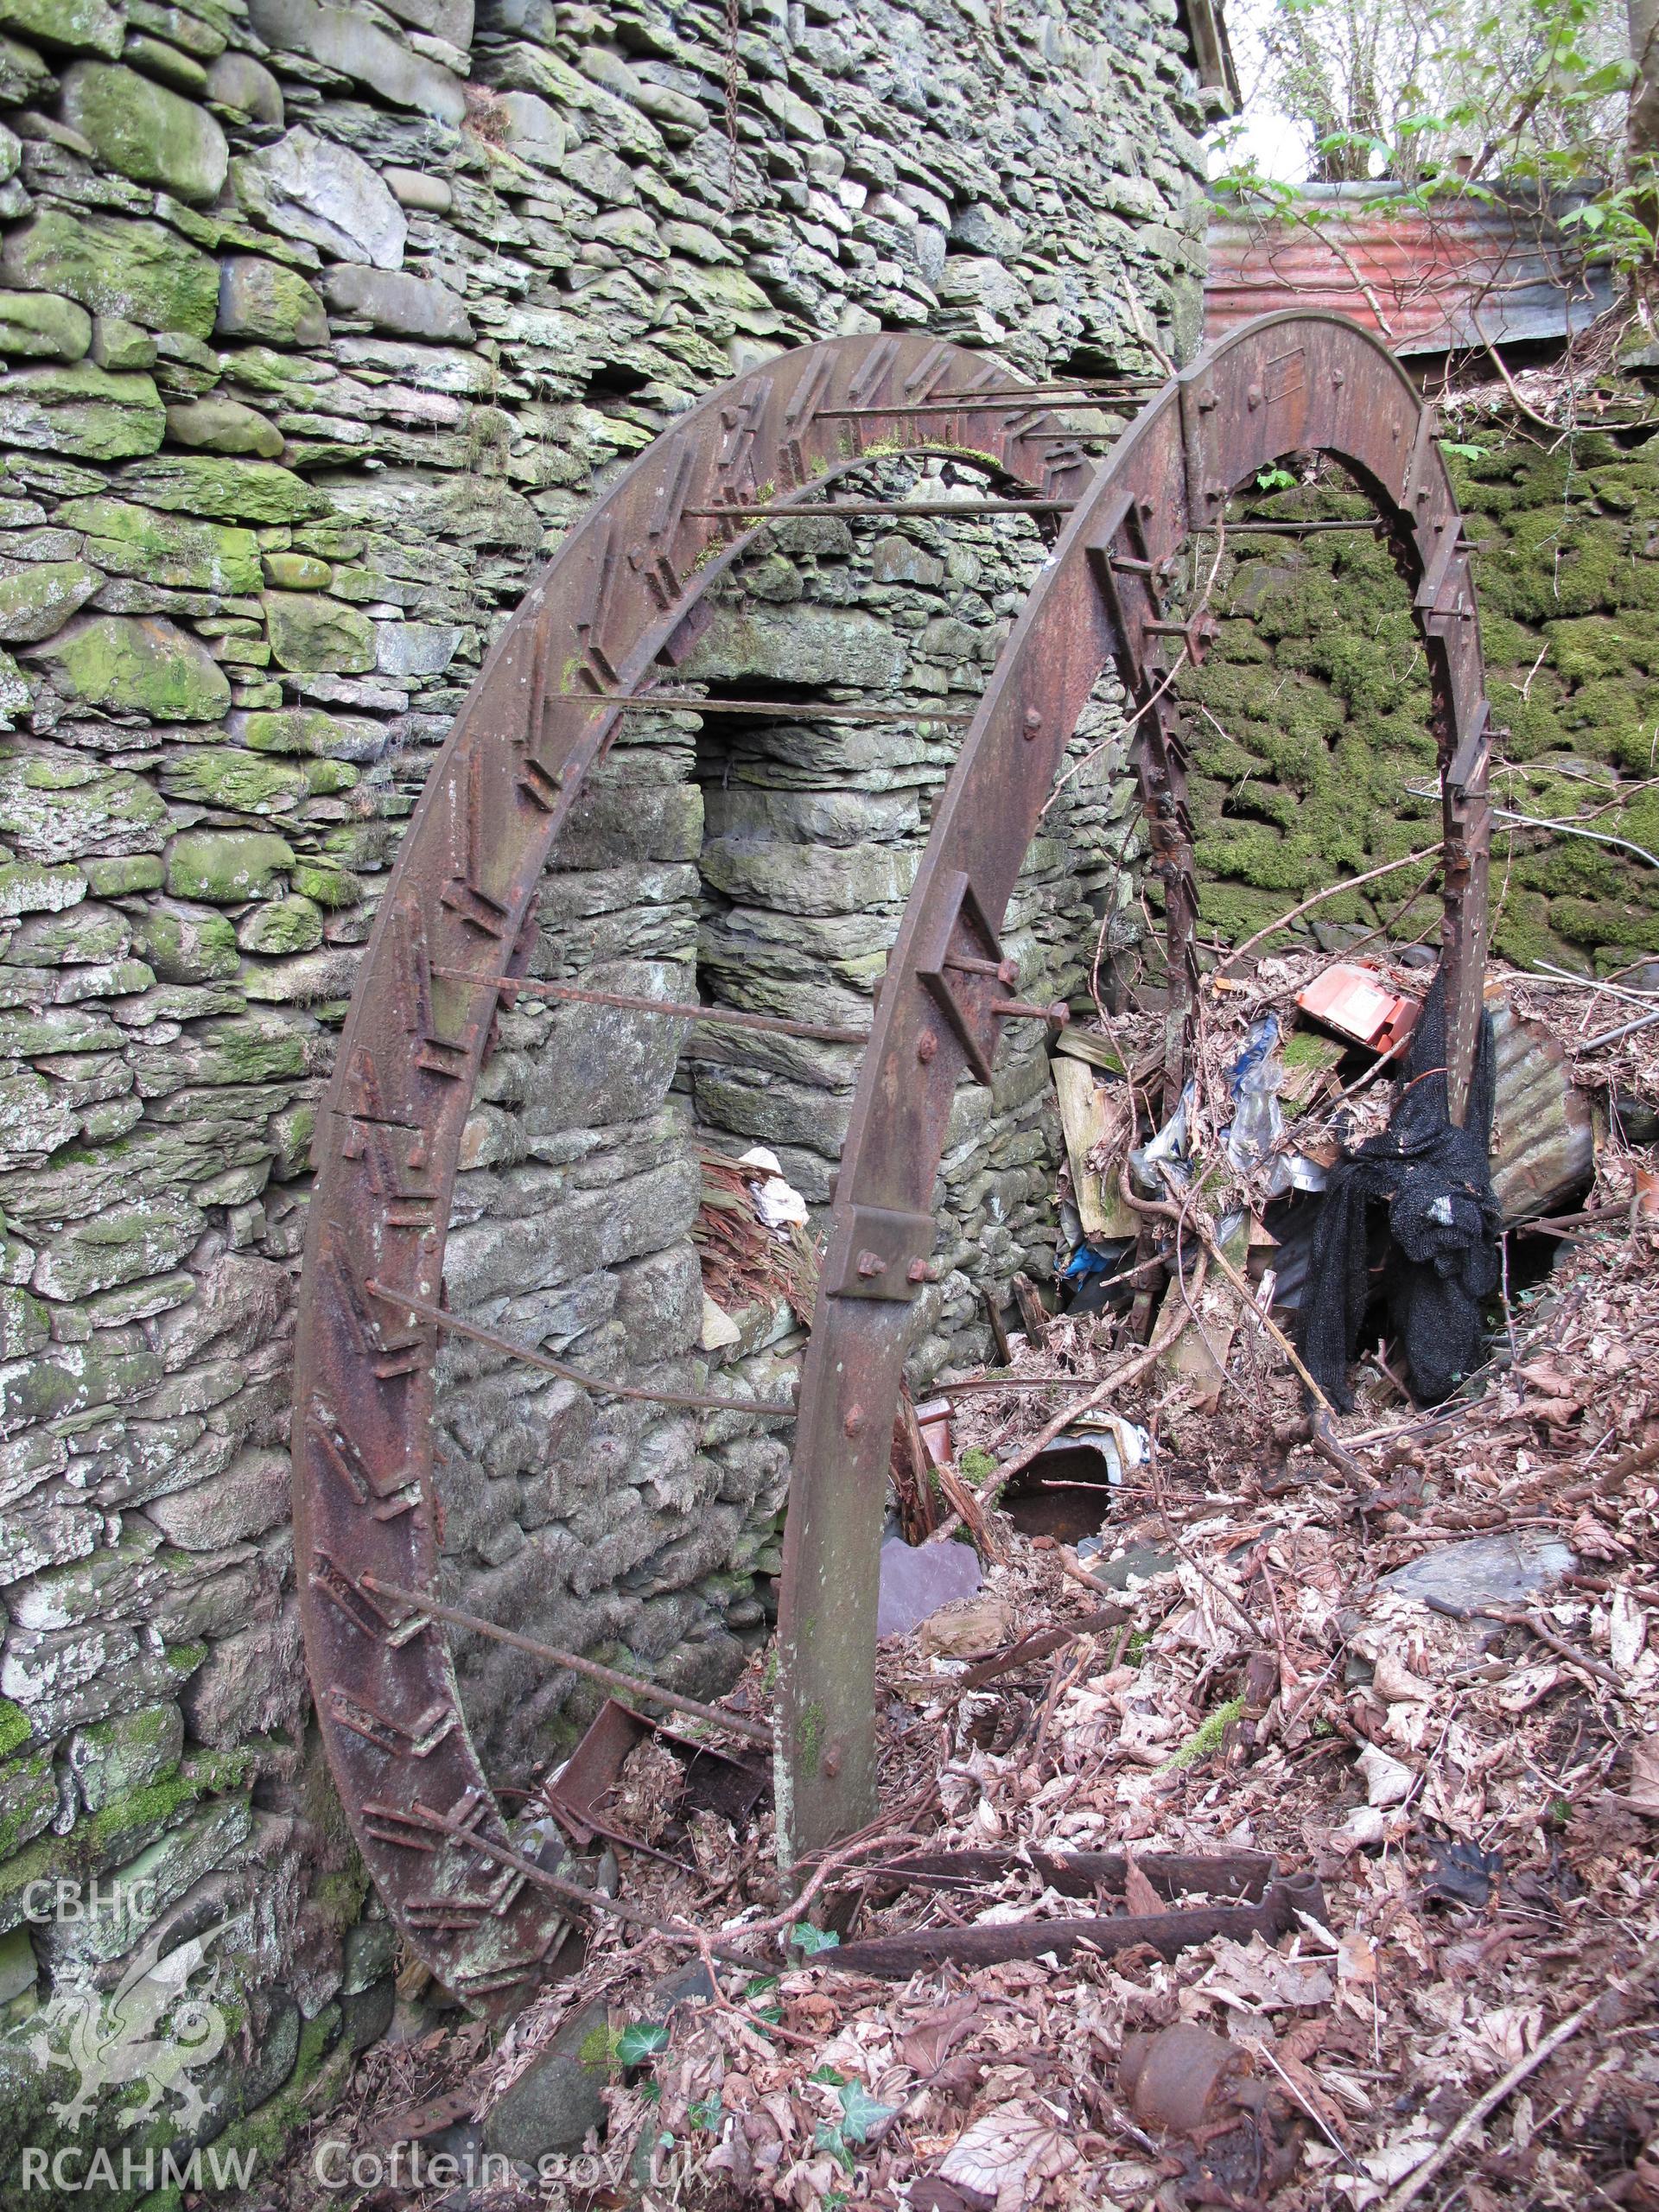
[1178,422,1659,973]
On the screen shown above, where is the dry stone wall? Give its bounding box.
[0,0,1205,2183]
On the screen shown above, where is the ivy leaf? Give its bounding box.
[1440,440,1486,460]
[788,1921,841,1955]
[616,2020,670,2067]
[836,2080,899,2145]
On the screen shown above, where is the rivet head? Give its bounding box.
[917,1029,938,1063]
[822,1740,843,1778]
[1023,707,1042,740]
[843,1404,866,1436]
[906,1257,931,1283]
[855,1249,887,1277]
[1332,368,1346,388]
[1245,383,1262,410]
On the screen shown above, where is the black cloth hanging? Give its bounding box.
[1297,973,1500,1411]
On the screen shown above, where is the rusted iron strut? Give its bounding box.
[291,317,1491,2016]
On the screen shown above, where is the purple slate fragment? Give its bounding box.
[877,1535,983,1640]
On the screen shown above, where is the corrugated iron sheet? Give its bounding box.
[1205,185,1614,355]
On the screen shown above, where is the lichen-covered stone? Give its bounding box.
[0,211,219,338]
[0,292,92,361]
[58,494,262,594]
[247,0,467,124]
[67,1702,185,1813]
[237,891,322,953]
[264,592,376,674]
[0,560,101,645]
[0,0,124,55]
[29,613,232,722]
[164,397,285,457]
[0,365,165,460]
[113,454,329,523]
[216,255,329,347]
[164,829,295,901]
[134,901,241,980]
[60,61,230,202]
[89,314,156,371]
[204,48,284,124]
[320,263,472,340]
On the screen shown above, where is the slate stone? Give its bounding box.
[180,1599,305,1745]
[321,264,472,340]
[204,50,284,125]
[146,1447,289,1548]
[29,613,232,722]
[113,454,329,523]
[0,0,124,56]
[217,256,329,347]
[60,61,229,202]
[164,828,296,901]
[66,1701,185,1812]
[31,1194,204,1299]
[374,618,460,677]
[482,1997,609,2159]
[0,211,219,337]
[125,32,209,94]
[235,128,408,269]
[58,496,263,594]
[497,89,566,163]
[384,166,452,212]
[0,292,92,361]
[89,315,156,371]
[264,593,377,674]
[1380,1532,1576,1618]
[248,0,467,124]
[0,560,101,645]
[165,397,285,458]
[0,365,165,461]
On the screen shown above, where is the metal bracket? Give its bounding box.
[822,1204,937,1302]
[914,869,1011,1084]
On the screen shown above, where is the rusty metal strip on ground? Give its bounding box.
[822,1872,1328,1978]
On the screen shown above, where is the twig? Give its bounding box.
[1217,842,1444,971]
[1376,1939,1659,2212]
[1474,1605,1621,1688]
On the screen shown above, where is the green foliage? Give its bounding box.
[616,2021,670,2068]
[813,2079,900,2173]
[788,1921,841,1956]
[1212,0,1644,281]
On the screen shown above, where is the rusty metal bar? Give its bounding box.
[865,1847,1278,1898]
[821,1872,1325,1978]
[817,388,1162,416]
[1212,518,1387,534]
[688,499,1076,519]
[543,691,975,725]
[362,1577,773,1745]
[435,969,870,1046]
[362,1280,798,1420]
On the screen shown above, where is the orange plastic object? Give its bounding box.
[1296,963,1421,1053]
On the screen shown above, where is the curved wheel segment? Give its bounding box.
[290,334,1096,2014]
[777,310,1491,1857]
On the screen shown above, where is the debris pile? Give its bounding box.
[263,948,1658,2211]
